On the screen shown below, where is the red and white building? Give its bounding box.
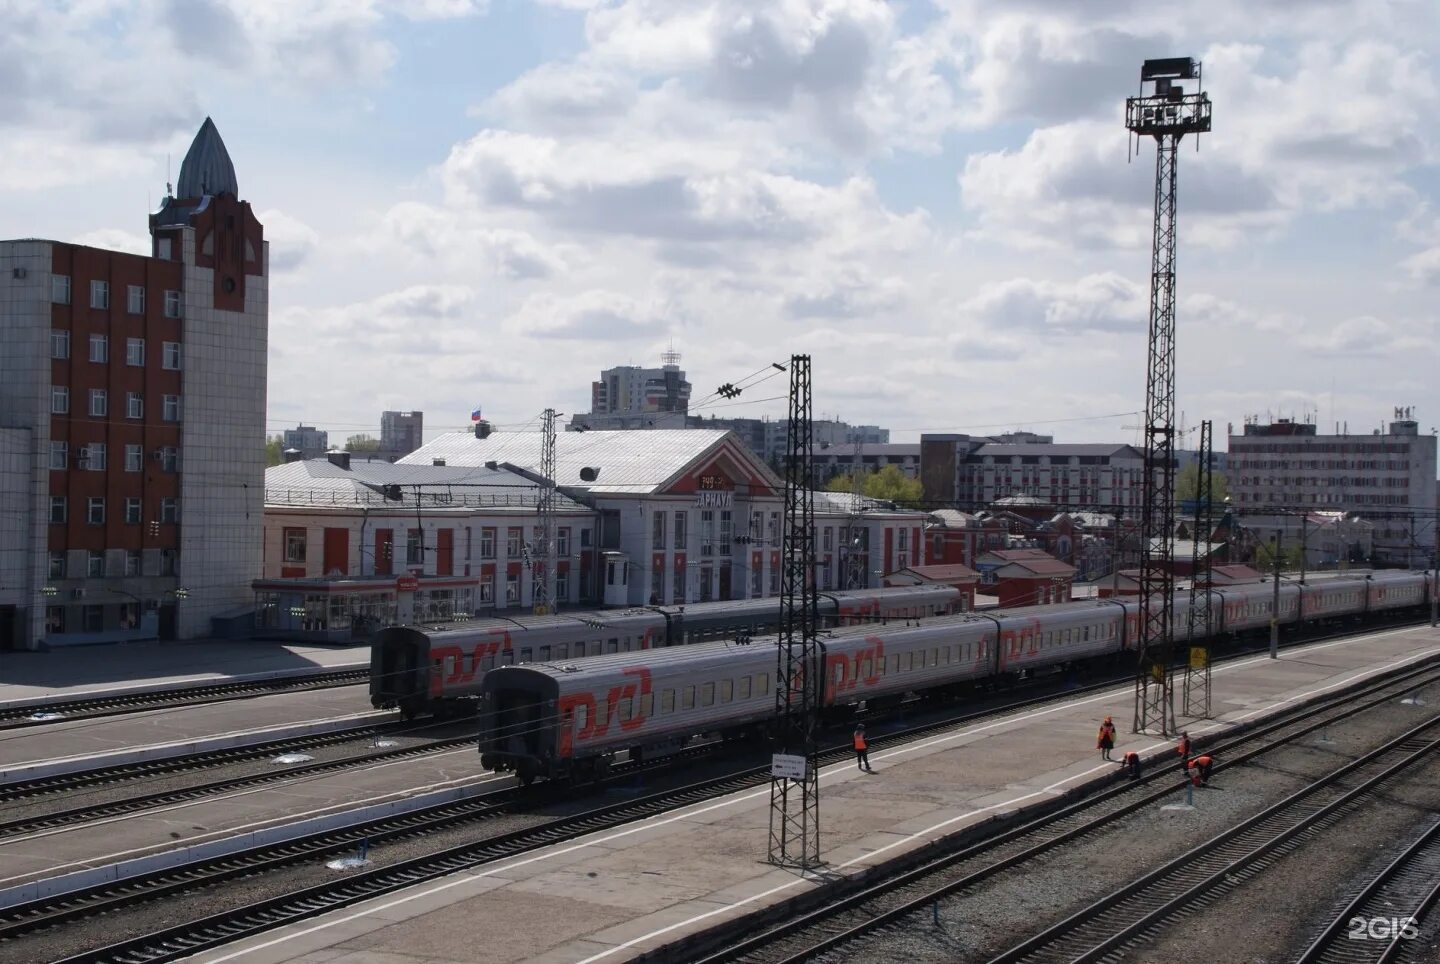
[0,118,267,649]
[974,548,1076,608]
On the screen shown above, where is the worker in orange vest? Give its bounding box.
[853,724,874,773]
[1097,716,1117,761]
[1187,754,1214,787]
[1119,750,1142,780]
[1176,731,1192,772]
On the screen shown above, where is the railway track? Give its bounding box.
[988,722,1439,964]
[0,717,415,804]
[658,661,1440,964]
[1296,817,1440,964]
[0,669,369,730]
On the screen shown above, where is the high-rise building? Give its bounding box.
[1228,412,1437,566]
[282,424,328,460]
[0,117,268,649]
[380,410,423,459]
[590,351,692,417]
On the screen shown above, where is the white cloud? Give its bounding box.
[957,273,1148,335]
[72,228,150,256]
[506,290,669,341]
[257,209,320,273]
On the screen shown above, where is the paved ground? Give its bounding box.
[182,623,1440,964]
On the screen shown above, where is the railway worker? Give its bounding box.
[1119,750,1142,780]
[1097,716,1117,761]
[1187,754,1214,787]
[1176,731,1192,772]
[853,724,874,773]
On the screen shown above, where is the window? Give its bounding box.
[157,237,172,260]
[89,389,107,417]
[52,275,71,304]
[750,565,762,597]
[162,342,182,370]
[480,527,495,559]
[51,329,70,359]
[160,498,179,524]
[51,386,69,415]
[164,290,181,318]
[160,549,178,576]
[674,511,687,551]
[673,564,684,603]
[49,552,65,578]
[661,689,676,713]
[126,337,145,366]
[719,511,732,555]
[284,528,307,562]
[700,682,715,706]
[90,280,109,309]
[506,573,520,604]
[87,550,104,578]
[700,510,714,555]
[720,680,733,703]
[86,496,105,525]
[88,334,108,363]
[49,496,66,524]
[126,392,143,419]
[45,606,65,634]
[162,394,181,422]
[682,685,696,709]
[651,563,663,604]
[557,528,570,557]
[652,511,666,550]
[83,442,106,470]
[406,528,423,566]
[161,447,178,472]
[125,444,142,472]
[506,527,522,557]
[123,549,140,577]
[49,441,67,470]
[769,563,779,595]
[478,577,494,604]
[127,285,145,314]
[125,497,142,524]
[556,569,569,601]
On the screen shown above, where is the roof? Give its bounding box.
[970,443,1143,460]
[976,548,1076,576]
[814,444,920,458]
[810,489,917,515]
[887,564,981,583]
[402,429,779,496]
[928,509,980,528]
[264,458,587,512]
[176,117,238,199]
[1208,564,1263,583]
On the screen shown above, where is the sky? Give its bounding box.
[5,0,1439,450]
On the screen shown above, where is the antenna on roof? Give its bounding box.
[166,153,172,197]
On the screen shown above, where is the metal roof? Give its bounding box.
[970,443,1143,459]
[264,458,587,512]
[176,117,238,199]
[401,429,779,496]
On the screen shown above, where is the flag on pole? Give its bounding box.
[471,406,482,422]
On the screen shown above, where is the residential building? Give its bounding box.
[1228,413,1437,566]
[0,117,267,648]
[379,410,424,461]
[812,443,919,483]
[283,423,329,460]
[973,548,1076,607]
[921,435,1144,513]
[589,350,692,417]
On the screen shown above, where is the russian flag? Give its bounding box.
[470,407,482,422]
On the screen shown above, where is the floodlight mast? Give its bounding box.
[1126,58,1212,737]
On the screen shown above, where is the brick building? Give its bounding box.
[0,118,267,649]
[974,548,1076,607]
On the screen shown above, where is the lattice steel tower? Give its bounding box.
[1125,58,1211,735]
[532,408,558,615]
[768,354,822,870]
[1182,419,1215,718]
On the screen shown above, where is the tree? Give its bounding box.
[265,434,284,467]
[825,466,922,505]
[1176,463,1230,506]
[1253,537,1305,572]
[346,433,381,454]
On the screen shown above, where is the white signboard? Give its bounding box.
[771,753,808,780]
[694,490,733,508]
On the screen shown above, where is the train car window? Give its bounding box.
[618,696,633,721]
[758,673,770,695]
[932,647,941,667]
[701,683,715,706]
[890,655,901,674]
[916,650,926,669]
[661,689,676,713]
[607,638,619,654]
[739,677,752,700]
[860,657,873,678]
[1083,626,1090,641]
[573,703,588,730]
[441,655,454,680]
[588,640,601,656]
[520,648,532,663]
[538,645,551,662]
[720,680,733,703]
[682,685,696,709]
[501,648,515,666]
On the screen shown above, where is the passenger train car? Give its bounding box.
[370,585,962,718]
[478,571,1435,783]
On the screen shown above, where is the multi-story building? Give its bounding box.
[589,351,692,417]
[379,410,423,460]
[1228,413,1437,566]
[283,423,328,460]
[921,435,1146,512]
[0,117,268,648]
[811,443,920,482]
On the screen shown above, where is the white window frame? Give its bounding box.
[49,440,67,470]
[126,337,145,366]
[127,284,145,314]
[162,342,182,371]
[164,290,182,318]
[51,329,70,359]
[124,550,141,576]
[50,496,67,524]
[125,444,143,472]
[162,394,181,422]
[85,442,106,471]
[125,497,142,524]
[51,386,69,415]
[161,447,179,473]
[86,496,105,526]
[160,497,179,524]
[89,388,107,417]
[126,392,143,419]
[90,280,109,309]
[51,275,71,305]
[88,334,108,363]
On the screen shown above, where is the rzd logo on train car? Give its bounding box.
[429,630,513,696]
[558,667,653,756]
[823,636,886,703]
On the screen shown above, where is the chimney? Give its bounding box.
[327,451,351,470]
[283,448,303,464]
[432,458,446,466]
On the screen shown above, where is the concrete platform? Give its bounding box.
[0,684,382,781]
[0,639,367,710]
[186,623,1440,964]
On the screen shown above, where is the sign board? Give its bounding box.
[771,753,808,781]
[396,575,420,592]
[694,490,733,508]
[1189,646,1208,669]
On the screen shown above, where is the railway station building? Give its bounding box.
[0,118,267,650]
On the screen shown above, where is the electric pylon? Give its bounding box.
[768,354,822,870]
[532,408,558,615]
[1182,419,1214,718]
[1126,58,1212,736]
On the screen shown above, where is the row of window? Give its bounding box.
[51,332,182,369]
[52,277,181,317]
[51,387,181,421]
[49,548,176,578]
[652,510,778,552]
[49,496,179,525]
[51,442,178,472]
[1232,442,1413,455]
[282,526,580,566]
[46,603,146,635]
